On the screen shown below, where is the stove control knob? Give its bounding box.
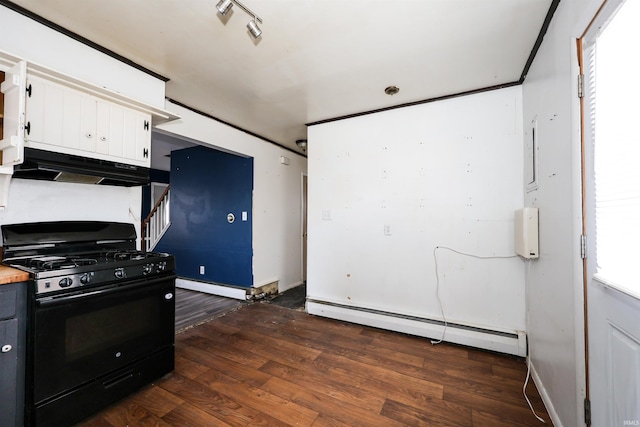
[114,268,126,279]
[59,277,73,288]
[142,264,153,275]
[80,273,93,285]
[157,261,167,272]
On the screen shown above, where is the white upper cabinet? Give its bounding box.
[25,74,153,167]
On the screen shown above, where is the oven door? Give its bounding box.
[30,274,176,405]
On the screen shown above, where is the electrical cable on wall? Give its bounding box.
[431,246,518,345]
[432,246,545,422]
[523,258,546,423]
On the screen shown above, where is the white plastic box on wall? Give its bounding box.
[514,207,539,259]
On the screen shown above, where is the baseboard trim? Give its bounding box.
[176,278,247,300]
[530,359,563,427]
[306,299,526,356]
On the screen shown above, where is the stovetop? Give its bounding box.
[4,250,175,296]
[8,250,171,274]
[1,221,175,296]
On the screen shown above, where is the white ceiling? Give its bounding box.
[8,0,552,154]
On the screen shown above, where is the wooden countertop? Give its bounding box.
[0,265,29,285]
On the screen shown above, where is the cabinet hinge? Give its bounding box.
[578,74,585,98]
[584,397,591,425]
[581,235,587,259]
[26,83,32,97]
[143,148,149,158]
[144,120,149,131]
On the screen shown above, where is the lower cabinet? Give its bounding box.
[0,282,26,427]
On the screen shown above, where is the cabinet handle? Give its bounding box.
[25,121,31,135]
[143,148,149,158]
[144,120,149,131]
[100,136,107,142]
[26,83,32,97]
[1,344,12,353]
[86,132,93,139]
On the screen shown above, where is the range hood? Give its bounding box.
[13,148,150,187]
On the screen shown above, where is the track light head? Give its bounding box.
[216,0,233,15]
[247,19,262,39]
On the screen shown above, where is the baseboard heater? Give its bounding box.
[306,299,526,357]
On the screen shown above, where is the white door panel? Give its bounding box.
[582,1,640,425]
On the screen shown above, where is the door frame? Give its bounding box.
[579,1,640,425]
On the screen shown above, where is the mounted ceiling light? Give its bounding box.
[385,85,400,95]
[247,19,262,38]
[216,0,233,15]
[215,0,263,39]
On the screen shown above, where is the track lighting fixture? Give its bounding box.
[216,0,233,15]
[247,19,262,38]
[215,0,263,39]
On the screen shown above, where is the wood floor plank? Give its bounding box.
[180,344,273,388]
[314,351,444,409]
[259,359,387,413]
[180,333,269,369]
[174,354,211,380]
[320,340,543,410]
[310,415,354,427]
[196,367,319,426]
[76,302,552,427]
[472,409,544,427]
[161,402,234,427]
[100,400,173,427]
[492,363,528,381]
[175,288,245,332]
[261,376,407,427]
[360,328,471,359]
[128,385,184,418]
[381,397,473,427]
[443,386,551,426]
[158,372,264,426]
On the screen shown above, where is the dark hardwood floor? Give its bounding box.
[78,302,551,426]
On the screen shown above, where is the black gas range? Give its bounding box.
[1,221,176,427]
[2,221,175,295]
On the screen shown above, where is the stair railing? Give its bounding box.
[142,184,171,252]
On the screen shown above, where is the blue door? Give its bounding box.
[156,145,253,287]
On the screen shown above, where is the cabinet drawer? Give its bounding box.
[0,287,17,320]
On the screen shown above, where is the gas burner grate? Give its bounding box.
[28,256,98,270]
[104,250,150,261]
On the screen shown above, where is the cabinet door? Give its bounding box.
[0,318,19,426]
[135,112,151,166]
[25,75,64,148]
[95,99,114,156]
[24,74,152,166]
[0,60,26,166]
[120,109,151,166]
[26,76,97,154]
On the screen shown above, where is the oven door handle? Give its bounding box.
[36,274,177,307]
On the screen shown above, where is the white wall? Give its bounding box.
[0,179,141,231]
[521,0,604,426]
[0,5,165,107]
[0,5,167,238]
[307,86,525,340]
[157,101,307,292]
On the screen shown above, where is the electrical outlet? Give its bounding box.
[199,265,205,275]
[384,224,391,235]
